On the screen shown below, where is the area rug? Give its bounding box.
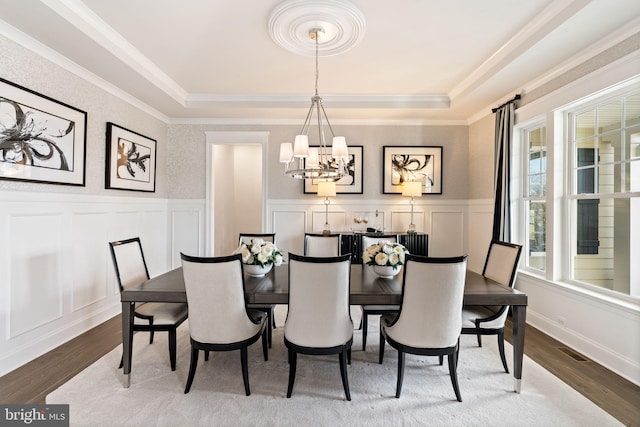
[47,307,620,426]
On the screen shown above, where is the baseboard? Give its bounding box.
[526,310,640,386]
[0,303,120,377]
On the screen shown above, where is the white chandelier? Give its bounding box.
[279,28,349,180]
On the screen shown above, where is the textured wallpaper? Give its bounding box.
[0,35,168,198]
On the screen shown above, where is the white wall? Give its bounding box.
[0,191,204,376]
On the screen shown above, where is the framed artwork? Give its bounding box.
[382,145,442,194]
[0,78,87,186]
[105,122,157,192]
[304,145,363,194]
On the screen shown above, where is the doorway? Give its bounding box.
[204,131,269,256]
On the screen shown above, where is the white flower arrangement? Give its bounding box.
[362,240,409,270]
[233,238,284,267]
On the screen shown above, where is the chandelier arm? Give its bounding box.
[318,101,337,138]
[299,102,314,135]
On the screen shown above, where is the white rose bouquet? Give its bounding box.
[362,240,409,270]
[233,238,284,267]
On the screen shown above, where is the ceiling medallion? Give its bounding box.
[268,0,366,57]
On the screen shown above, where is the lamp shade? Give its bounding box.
[331,136,348,158]
[293,135,309,158]
[279,143,293,163]
[317,181,336,197]
[402,181,422,197]
[307,147,319,167]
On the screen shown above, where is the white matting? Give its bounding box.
[47,307,621,426]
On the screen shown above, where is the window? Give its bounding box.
[522,125,546,271]
[516,85,639,299]
[568,92,640,295]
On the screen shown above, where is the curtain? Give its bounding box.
[492,102,516,242]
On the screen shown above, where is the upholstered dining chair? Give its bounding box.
[237,232,277,347]
[180,253,268,395]
[360,234,400,351]
[379,254,468,401]
[303,233,341,256]
[461,240,522,373]
[285,253,353,400]
[109,237,188,371]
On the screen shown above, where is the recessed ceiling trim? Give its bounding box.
[268,0,366,56]
[185,94,450,109]
[449,0,590,102]
[41,0,188,104]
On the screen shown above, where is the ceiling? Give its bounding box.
[1,0,639,124]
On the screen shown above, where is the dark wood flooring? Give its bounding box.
[1,316,638,426]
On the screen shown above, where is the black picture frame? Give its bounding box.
[105,122,157,192]
[382,145,442,194]
[0,78,87,186]
[303,145,363,194]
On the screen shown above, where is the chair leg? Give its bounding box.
[240,346,251,396]
[149,319,154,344]
[362,313,368,351]
[118,353,123,369]
[379,328,386,364]
[395,350,405,398]
[204,350,210,361]
[497,330,509,373]
[286,351,297,398]
[347,347,351,365]
[477,334,483,347]
[339,350,351,401]
[447,352,462,402]
[261,328,269,361]
[438,355,444,365]
[184,347,199,394]
[271,307,276,328]
[267,310,273,348]
[168,328,177,371]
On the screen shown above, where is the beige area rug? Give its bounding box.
[47,307,620,426]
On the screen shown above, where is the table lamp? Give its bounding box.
[317,181,336,234]
[402,181,422,233]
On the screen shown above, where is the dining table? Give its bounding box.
[120,263,528,392]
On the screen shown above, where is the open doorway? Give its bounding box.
[204,131,269,256]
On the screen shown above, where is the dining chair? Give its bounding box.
[109,237,188,371]
[284,253,353,400]
[379,254,468,401]
[461,240,522,373]
[360,234,400,351]
[237,232,277,347]
[303,233,341,256]
[180,253,268,395]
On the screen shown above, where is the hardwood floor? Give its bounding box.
[1,316,638,426]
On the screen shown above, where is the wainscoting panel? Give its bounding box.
[0,192,206,378]
[170,209,202,267]
[467,202,493,272]
[430,211,464,257]
[311,210,347,234]
[72,212,110,312]
[273,210,306,256]
[8,213,64,339]
[390,210,425,234]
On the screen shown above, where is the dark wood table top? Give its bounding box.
[121,264,527,307]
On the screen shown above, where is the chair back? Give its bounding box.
[238,233,275,246]
[285,253,352,348]
[482,241,522,288]
[109,237,150,292]
[389,255,467,348]
[180,253,257,343]
[304,233,341,257]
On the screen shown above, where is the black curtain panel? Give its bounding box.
[492,101,516,242]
